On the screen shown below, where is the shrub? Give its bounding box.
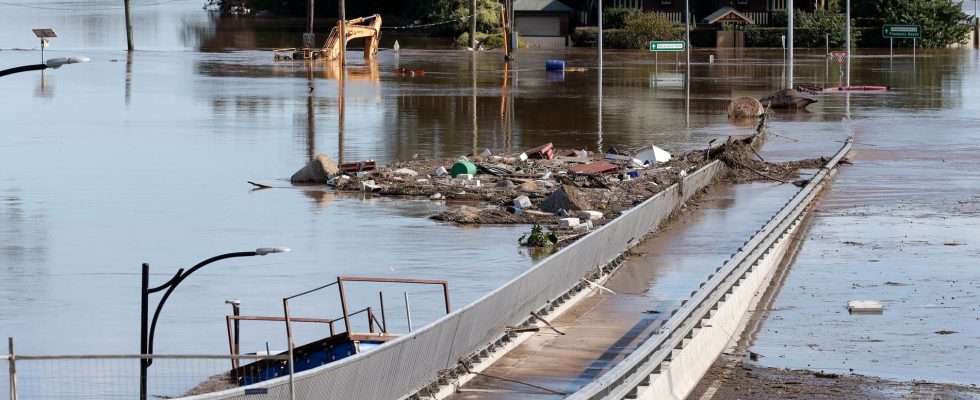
[572,12,678,49]
[603,7,642,29]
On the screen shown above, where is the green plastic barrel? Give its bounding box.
[450,160,477,178]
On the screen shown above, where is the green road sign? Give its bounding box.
[649,41,686,52]
[883,24,922,39]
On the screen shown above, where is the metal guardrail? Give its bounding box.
[567,139,853,400]
[180,161,725,400]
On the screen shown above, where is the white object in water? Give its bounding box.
[393,40,400,53]
[848,300,883,313]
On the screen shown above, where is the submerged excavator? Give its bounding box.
[274,14,382,61]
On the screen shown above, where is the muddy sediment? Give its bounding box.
[689,356,980,400]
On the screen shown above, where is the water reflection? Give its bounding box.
[34,71,53,99]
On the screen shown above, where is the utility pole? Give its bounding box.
[307,0,314,37]
[124,0,134,51]
[338,0,346,66]
[787,0,793,89]
[845,0,850,88]
[470,0,477,49]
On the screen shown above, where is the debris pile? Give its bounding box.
[281,134,830,244]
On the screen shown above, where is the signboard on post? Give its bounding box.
[883,24,922,39]
[832,51,848,66]
[649,41,686,52]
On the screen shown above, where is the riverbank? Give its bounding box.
[690,356,980,400]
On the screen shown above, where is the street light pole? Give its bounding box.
[0,57,90,78]
[139,247,289,400]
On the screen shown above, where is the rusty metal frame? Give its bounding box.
[335,276,450,337]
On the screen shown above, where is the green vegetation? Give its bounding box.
[573,8,680,48]
[856,0,972,48]
[518,225,559,247]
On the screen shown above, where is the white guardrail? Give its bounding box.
[182,160,727,400]
[567,139,853,400]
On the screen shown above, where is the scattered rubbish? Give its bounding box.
[433,166,448,177]
[558,217,581,228]
[642,310,661,314]
[456,173,474,181]
[813,372,838,379]
[525,142,555,160]
[415,178,430,184]
[450,160,477,178]
[480,148,493,158]
[517,153,529,162]
[634,144,672,164]
[569,161,620,175]
[247,181,273,189]
[430,193,443,200]
[749,351,763,361]
[572,220,593,232]
[579,211,603,221]
[338,160,377,174]
[518,224,558,247]
[506,206,523,215]
[934,330,959,335]
[943,242,965,246]
[291,153,340,184]
[393,168,418,176]
[847,300,883,314]
[759,89,817,109]
[497,180,516,188]
[513,195,532,209]
[361,180,382,192]
[519,181,539,191]
[539,184,591,213]
[545,59,565,71]
[557,209,570,217]
[883,281,907,286]
[627,171,640,179]
[476,163,514,176]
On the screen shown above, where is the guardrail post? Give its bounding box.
[8,337,16,400]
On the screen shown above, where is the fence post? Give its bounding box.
[8,337,16,400]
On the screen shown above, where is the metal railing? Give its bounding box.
[177,160,725,400]
[2,338,292,400]
[567,139,853,400]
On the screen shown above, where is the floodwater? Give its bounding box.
[0,0,977,392]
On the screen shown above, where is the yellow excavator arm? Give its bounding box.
[322,14,382,60]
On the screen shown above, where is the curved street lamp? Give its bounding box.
[0,56,90,78]
[139,247,290,400]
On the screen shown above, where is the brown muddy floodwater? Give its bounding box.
[0,0,978,395]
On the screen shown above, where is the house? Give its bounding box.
[514,0,575,47]
[602,0,817,26]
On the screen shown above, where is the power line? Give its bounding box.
[0,0,187,11]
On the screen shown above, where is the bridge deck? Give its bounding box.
[449,182,798,399]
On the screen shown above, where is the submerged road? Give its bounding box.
[448,180,802,399]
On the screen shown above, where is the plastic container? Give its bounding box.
[450,160,477,178]
[545,59,565,71]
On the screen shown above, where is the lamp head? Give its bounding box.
[225,299,241,306]
[255,247,290,256]
[45,56,90,69]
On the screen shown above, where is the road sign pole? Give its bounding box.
[890,38,893,57]
[913,38,916,58]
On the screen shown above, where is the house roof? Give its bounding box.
[702,6,755,24]
[514,0,574,13]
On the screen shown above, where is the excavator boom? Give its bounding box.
[322,14,382,60]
